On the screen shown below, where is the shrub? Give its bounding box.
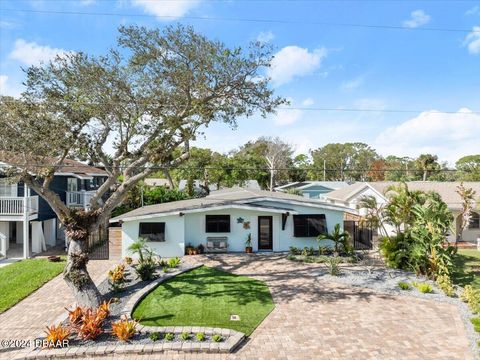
[124,256,133,265]
[158,259,168,268]
[301,247,315,257]
[471,317,480,333]
[165,332,175,341]
[149,331,161,341]
[97,300,113,321]
[108,264,129,292]
[412,282,433,294]
[168,257,181,268]
[286,254,297,261]
[195,332,205,341]
[398,281,410,290]
[460,285,480,314]
[129,239,158,281]
[303,256,315,263]
[76,308,104,340]
[111,316,137,341]
[289,246,301,255]
[44,324,70,347]
[436,275,456,297]
[327,257,341,276]
[135,259,157,281]
[212,334,222,342]
[66,305,84,326]
[318,246,331,255]
[180,332,190,341]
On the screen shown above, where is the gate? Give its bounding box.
[344,220,373,250]
[86,221,109,260]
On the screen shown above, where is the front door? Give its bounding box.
[258,216,273,251]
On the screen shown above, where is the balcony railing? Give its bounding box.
[66,191,95,209]
[0,196,39,216]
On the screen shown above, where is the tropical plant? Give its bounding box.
[326,257,341,276]
[212,334,223,342]
[398,281,410,290]
[97,300,112,321]
[195,332,206,341]
[44,324,71,347]
[460,285,480,314]
[358,195,389,238]
[289,246,301,255]
[66,306,84,326]
[111,316,137,341]
[168,257,181,269]
[124,257,133,265]
[318,224,351,255]
[108,264,128,292]
[76,308,104,340]
[128,239,149,264]
[165,332,175,341]
[129,240,158,280]
[149,331,161,341]
[436,275,456,297]
[412,282,433,294]
[180,332,190,341]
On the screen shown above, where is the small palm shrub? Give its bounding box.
[286,254,297,261]
[412,282,433,294]
[165,332,175,341]
[149,331,161,341]
[111,316,137,341]
[327,257,341,276]
[180,332,190,341]
[44,324,71,347]
[289,246,301,255]
[212,334,222,342]
[196,332,205,341]
[460,285,480,314]
[436,275,456,297]
[128,239,158,281]
[398,281,410,290]
[301,247,315,257]
[168,257,181,268]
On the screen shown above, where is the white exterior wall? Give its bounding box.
[122,215,185,258]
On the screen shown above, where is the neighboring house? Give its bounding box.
[111,187,353,258]
[178,179,260,194]
[276,181,352,199]
[0,157,108,259]
[325,181,480,243]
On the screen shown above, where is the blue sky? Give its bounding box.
[1,0,479,164]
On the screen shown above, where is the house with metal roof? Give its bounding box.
[325,181,480,244]
[275,181,352,199]
[111,187,354,258]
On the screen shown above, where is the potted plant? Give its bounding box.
[245,233,253,253]
[197,244,205,254]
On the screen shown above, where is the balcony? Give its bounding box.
[66,191,95,209]
[0,196,39,218]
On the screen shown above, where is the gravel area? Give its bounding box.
[315,266,480,358]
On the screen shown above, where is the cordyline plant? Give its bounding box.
[0,25,285,307]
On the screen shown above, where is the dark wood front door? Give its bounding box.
[258,216,273,251]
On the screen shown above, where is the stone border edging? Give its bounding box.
[13,262,245,359]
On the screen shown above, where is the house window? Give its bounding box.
[139,222,166,242]
[206,215,230,233]
[293,214,327,237]
[67,178,78,192]
[469,212,480,229]
[0,179,16,197]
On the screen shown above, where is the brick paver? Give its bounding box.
[1,253,475,360]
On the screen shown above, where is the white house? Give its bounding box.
[324,181,480,244]
[111,187,354,258]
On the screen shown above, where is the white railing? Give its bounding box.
[0,196,39,216]
[66,191,95,209]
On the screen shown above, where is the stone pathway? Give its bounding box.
[0,259,117,360]
[1,253,475,360]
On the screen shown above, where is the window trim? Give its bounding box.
[293,214,327,237]
[469,212,480,229]
[139,222,166,242]
[205,215,231,233]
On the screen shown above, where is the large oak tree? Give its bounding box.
[0,25,284,307]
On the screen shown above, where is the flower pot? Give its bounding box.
[245,247,253,254]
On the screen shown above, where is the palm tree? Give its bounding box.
[357,195,389,239]
[318,224,350,255]
[128,238,148,263]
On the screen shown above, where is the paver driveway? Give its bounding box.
[119,254,472,360]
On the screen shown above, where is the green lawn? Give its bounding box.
[0,258,66,313]
[132,266,275,335]
[451,249,480,290]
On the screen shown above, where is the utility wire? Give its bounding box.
[1,7,478,33]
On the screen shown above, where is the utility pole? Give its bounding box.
[23,184,29,259]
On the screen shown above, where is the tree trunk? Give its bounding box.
[63,238,102,308]
[269,168,274,192]
[163,170,175,189]
[423,169,427,181]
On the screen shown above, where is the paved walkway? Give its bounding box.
[1,254,474,360]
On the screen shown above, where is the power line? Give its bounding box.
[1,7,478,33]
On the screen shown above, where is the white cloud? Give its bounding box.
[271,107,303,126]
[267,46,327,86]
[463,26,480,54]
[131,0,201,19]
[257,31,274,43]
[403,10,431,28]
[0,75,23,97]
[341,75,364,91]
[301,97,314,106]
[9,39,70,66]
[466,6,480,16]
[375,108,480,163]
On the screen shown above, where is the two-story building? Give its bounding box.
[0,158,108,260]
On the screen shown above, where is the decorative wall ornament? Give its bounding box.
[243,221,251,229]
[236,217,244,224]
